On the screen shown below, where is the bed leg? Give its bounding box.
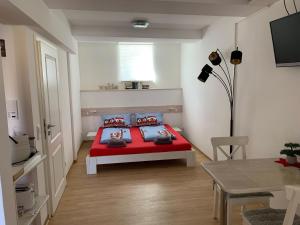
[86,155,97,175]
[186,151,196,167]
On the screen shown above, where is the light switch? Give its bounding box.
[7,100,18,120]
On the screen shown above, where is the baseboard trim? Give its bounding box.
[192,144,211,160]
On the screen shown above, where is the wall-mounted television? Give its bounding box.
[270,12,300,67]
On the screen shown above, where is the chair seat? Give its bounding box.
[243,208,300,225]
[229,192,273,199]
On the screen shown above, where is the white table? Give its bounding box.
[201,158,300,225]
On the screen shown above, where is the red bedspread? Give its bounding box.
[90,124,192,157]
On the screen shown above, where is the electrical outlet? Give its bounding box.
[7,100,18,120]
[8,111,17,119]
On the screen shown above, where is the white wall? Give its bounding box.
[0,22,80,225]
[235,0,300,159]
[81,89,182,108]
[68,43,82,158]
[78,42,181,90]
[0,24,80,224]
[0,33,18,225]
[58,49,74,174]
[181,17,240,159]
[81,89,183,135]
[0,25,49,225]
[182,0,300,159]
[182,0,300,158]
[1,26,34,136]
[181,0,300,209]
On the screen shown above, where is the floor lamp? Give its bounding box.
[198,48,242,153]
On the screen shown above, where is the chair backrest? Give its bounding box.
[283,185,300,225]
[211,136,249,161]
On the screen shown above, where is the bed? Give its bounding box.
[86,124,196,175]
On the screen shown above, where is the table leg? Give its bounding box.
[219,189,228,225]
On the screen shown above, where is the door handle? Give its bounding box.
[47,124,56,129]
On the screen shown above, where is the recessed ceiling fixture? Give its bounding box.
[131,19,149,29]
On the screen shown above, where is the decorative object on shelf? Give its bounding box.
[132,81,139,89]
[142,84,150,89]
[17,195,49,225]
[99,83,119,90]
[122,80,152,90]
[197,48,243,153]
[9,135,31,164]
[280,143,300,164]
[124,82,133,89]
[16,184,35,214]
[10,135,38,166]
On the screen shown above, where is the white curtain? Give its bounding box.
[118,43,156,82]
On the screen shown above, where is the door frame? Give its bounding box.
[66,54,77,162]
[34,36,67,215]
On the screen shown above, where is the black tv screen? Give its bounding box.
[270,12,300,67]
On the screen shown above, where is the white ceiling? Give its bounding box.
[64,10,220,30]
[44,0,279,41]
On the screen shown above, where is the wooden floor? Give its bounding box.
[48,142,244,225]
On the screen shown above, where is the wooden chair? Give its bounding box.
[211,136,273,225]
[242,185,300,225]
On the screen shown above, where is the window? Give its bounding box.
[118,43,156,82]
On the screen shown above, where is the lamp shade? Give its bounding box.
[230,48,242,65]
[209,51,222,66]
[198,64,213,82]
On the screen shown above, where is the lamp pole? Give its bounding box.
[231,64,237,138]
[212,49,236,154]
[212,69,234,153]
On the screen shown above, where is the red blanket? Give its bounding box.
[90,124,192,157]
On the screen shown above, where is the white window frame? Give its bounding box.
[118,42,156,82]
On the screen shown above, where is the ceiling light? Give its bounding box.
[131,20,149,29]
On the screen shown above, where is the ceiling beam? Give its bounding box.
[43,0,276,17]
[248,0,278,6]
[72,25,203,40]
[0,0,76,53]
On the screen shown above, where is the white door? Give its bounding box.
[38,41,66,214]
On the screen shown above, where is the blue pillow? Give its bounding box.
[139,125,176,142]
[134,112,163,126]
[100,128,132,144]
[102,113,131,127]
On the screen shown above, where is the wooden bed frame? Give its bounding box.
[86,149,196,175]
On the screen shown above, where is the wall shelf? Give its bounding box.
[18,195,49,225]
[12,153,47,184]
[80,88,182,92]
[12,153,48,225]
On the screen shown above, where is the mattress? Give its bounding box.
[90,124,192,157]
